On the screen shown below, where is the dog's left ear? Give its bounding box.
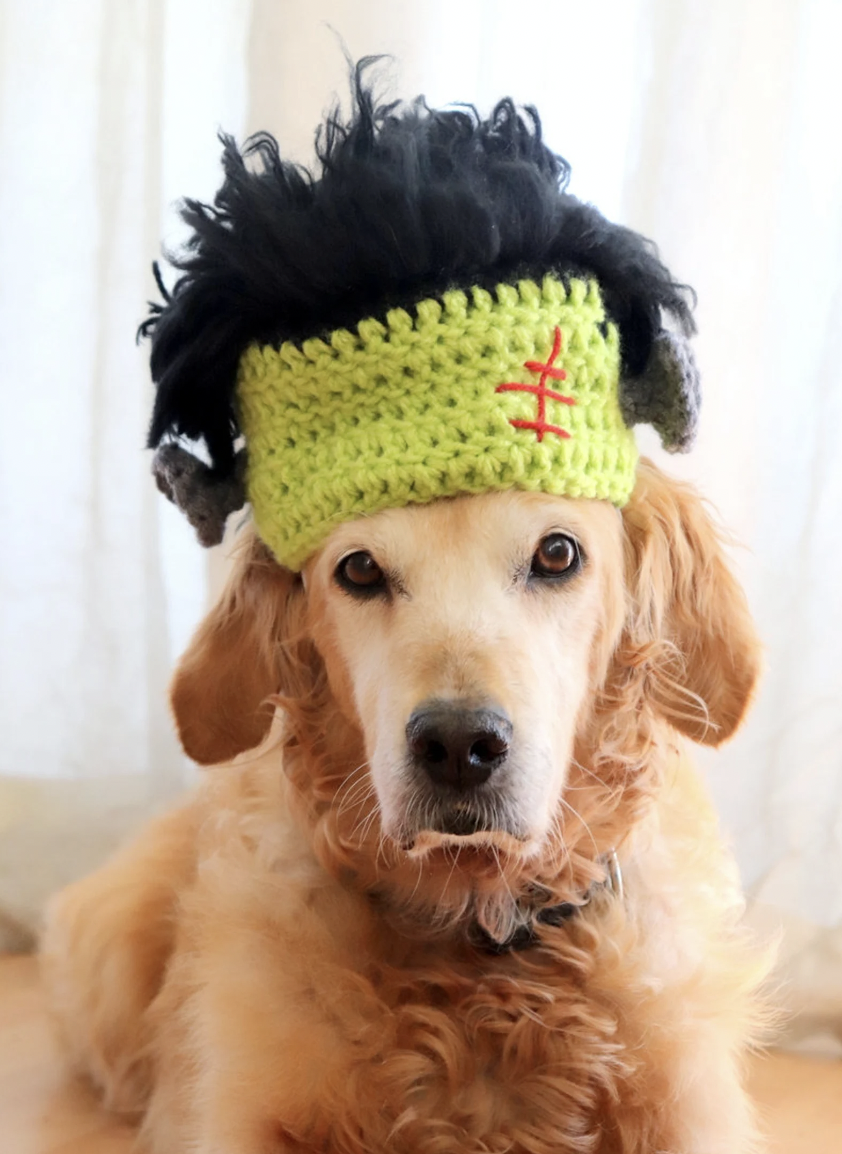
[621,459,761,746]
[169,531,311,765]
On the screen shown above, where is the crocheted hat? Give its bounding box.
[144,67,699,569]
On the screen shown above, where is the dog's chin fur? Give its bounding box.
[41,462,774,1154]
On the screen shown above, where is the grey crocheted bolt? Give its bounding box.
[152,444,247,547]
[620,329,701,453]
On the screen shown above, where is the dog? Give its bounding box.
[41,458,771,1153]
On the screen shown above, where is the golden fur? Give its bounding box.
[41,459,772,1153]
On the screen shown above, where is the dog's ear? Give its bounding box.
[170,531,307,765]
[621,459,761,746]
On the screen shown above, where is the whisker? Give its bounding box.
[567,756,604,786]
[407,853,425,905]
[337,785,375,828]
[439,840,462,912]
[491,842,516,910]
[334,762,373,820]
[351,797,381,844]
[556,794,600,861]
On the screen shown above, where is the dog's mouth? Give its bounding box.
[435,808,490,837]
[403,827,534,860]
[396,802,535,859]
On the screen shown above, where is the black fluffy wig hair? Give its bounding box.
[142,60,695,474]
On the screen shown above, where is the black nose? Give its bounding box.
[406,702,512,790]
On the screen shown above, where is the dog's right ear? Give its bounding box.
[620,459,761,746]
[170,531,306,765]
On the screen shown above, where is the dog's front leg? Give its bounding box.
[40,798,199,1116]
[140,867,385,1154]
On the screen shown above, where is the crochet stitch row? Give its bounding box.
[237,276,638,570]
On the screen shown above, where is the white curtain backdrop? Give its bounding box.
[0,0,249,947]
[1,0,840,1046]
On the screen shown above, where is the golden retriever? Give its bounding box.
[41,458,770,1153]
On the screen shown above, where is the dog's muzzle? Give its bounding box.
[402,700,517,840]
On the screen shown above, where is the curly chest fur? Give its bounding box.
[192,854,701,1154]
[312,923,637,1153]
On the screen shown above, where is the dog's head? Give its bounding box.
[170,459,759,877]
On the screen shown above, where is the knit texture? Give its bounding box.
[237,276,638,570]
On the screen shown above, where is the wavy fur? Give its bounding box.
[41,462,772,1153]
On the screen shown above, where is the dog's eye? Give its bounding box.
[530,533,581,580]
[336,551,387,596]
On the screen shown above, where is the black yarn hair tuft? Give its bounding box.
[142,58,695,473]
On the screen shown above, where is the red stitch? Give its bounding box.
[505,383,572,404]
[509,419,570,439]
[523,361,566,380]
[495,326,575,442]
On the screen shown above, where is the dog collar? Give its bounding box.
[471,848,624,955]
[236,276,638,570]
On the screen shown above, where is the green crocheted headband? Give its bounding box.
[151,272,700,570]
[238,276,632,569]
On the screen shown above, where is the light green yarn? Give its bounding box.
[237,276,638,570]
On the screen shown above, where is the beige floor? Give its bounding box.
[1,954,841,1153]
